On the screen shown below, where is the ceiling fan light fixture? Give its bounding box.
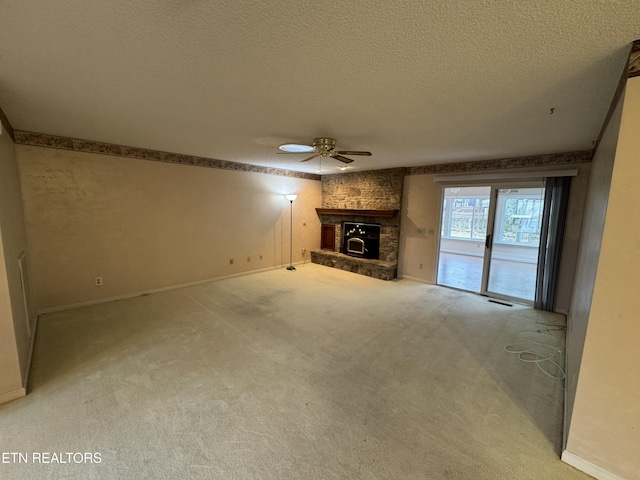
[278,143,315,153]
[276,137,371,166]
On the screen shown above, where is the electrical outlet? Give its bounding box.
[95,277,103,286]
[301,248,306,255]
[247,256,251,262]
[229,259,234,265]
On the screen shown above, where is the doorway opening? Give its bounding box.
[437,184,545,304]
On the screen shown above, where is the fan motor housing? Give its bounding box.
[313,138,336,148]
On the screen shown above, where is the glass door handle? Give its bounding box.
[485,234,493,249]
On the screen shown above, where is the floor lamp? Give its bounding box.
[285,194,297,271]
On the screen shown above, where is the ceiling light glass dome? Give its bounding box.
[278,143,315,153]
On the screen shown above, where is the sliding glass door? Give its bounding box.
[437,183,545,304]
[437,186,491,292]
[482,186,545,302]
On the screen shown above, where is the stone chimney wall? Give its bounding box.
[320,168,404,263]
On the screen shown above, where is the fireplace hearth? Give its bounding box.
[341,222,381,259]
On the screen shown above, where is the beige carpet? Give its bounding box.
[0,264,590,479]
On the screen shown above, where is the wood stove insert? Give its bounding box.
[341,222,381,260]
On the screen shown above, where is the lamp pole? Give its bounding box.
[285,194,297,271]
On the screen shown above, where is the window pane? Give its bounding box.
[441,187,491,241]
[500,195,543,245]
[450,200,472,238]
[441,198,448,236]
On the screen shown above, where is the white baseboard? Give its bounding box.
[37,263,302,315]
[562,450,626,480]
[0,387,26,405]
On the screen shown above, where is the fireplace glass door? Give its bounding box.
[342,222,380,260]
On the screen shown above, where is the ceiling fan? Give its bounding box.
[278,137,372,164]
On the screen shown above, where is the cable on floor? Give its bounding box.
[504,334,566,380]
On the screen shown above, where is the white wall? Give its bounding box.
[440,238,539,263]
[17,145,321,309]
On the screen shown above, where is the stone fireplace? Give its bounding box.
[310,168,404,280]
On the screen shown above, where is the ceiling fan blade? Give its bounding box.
[336,150,372,156]
[332,154,354,164]
[276,151,315,154]
[299,153,321,163]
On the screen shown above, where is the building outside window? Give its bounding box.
[441,188,543,247]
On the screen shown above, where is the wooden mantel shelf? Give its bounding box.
[315,208,399,218]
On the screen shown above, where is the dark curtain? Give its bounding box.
[535,176,571,311]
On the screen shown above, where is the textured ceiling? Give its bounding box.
[1,1,639,174]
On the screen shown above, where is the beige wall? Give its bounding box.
[0,124,31,400]
[398,174,443,283]
[565,77,640,479]
[398,163,590,313]
[564,85,625,442]
[17,145,321,309]
[0,231,22,400]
